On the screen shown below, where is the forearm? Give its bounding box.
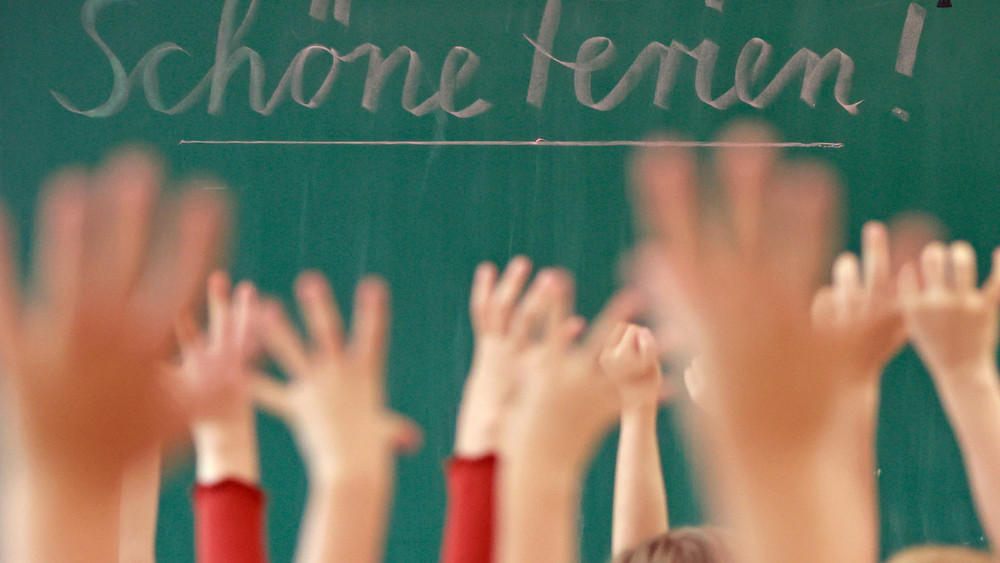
[709,429,876,563]
[20,466,123,562]
[612,406,668,556]
[192,408,260,485]
[296,463,393,563]
[823,381,880,563]
[454,374,503,458]
[498,456,579,563]
[935,365,1000,550]
[119,447,162,563]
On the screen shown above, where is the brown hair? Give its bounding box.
[612,527,734,563]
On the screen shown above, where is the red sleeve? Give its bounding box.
[194,479,267,563]
[440,454,497,563]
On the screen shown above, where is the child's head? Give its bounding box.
[886,545,993,563]
[612,527,732,563]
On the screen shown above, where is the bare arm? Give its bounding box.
[0,151,225,562]
[119,448,162,563]
[631,123,875,563]
[900,241,1000,550]
[256,273,419,563]
[601,325,669,556]
[497,270,638,563]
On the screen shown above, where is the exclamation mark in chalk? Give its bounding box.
[705,0,723,11]
[893,2,927,121]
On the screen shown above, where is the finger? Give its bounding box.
[385,413,423,455]
[295,271,345,354]
[31,170,87,314]
[0,208,22,360]
[683,362,704,406]
[252,372,292,420]
[582,290,642,362]
[260,299,311,378]
[636,326,660,365]
[89,150,161,296]
[920,242,948,293]
[715,122,780,252]
[489,256,532,333]
[544,269,575,337]
[231,280,258,355]
[630,142,700,258]
[603,322,630,354]
[618,323,641,356]
[982,247,1000,304]
[509,269,558,348]
[135,187,228,343]
[862,221,891,293]
[833,253,862,294]
[763,162,842,301]
[350,276,391,370]
[897,262,921,310]
[949,241,977,294]
[832,253,862,323]
[561,315,587,344]
[206,270,232,347]
[469,262,497,332]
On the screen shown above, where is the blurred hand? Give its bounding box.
[254,272,419,481]
[900,242,1000,386]
[599,324,665,412]
[454,256,533,457]
[0,150,226,479]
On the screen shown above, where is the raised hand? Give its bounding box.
[898,242,1000,551]
[600,323,664,411]
[253,272,418,563]
[899,242,1000,382]
[498,270,638,563]
[630,122,874,563]
[631,123,842,439]
[454,256,533,457]
[0,150,226,562]
[600,324,670,556]
[502,276,638,475]
[176,271,261,484]
[812,222,906,383]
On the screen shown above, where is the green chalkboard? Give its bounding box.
[2,0,999,560]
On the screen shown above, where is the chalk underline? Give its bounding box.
[178,139,845,148]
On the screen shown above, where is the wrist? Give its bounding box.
[193,418,260,484]
[933,359,999,394]
[620,401,659,422]
[454,402,502,457]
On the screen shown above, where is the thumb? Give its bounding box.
[252,371,292,421]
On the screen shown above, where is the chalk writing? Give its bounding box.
[52,0,880,119]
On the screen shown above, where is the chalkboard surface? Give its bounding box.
[2,0,999,561]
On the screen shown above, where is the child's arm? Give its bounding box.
[178,272,266,563]
[442,257,532,563]
[497,269,638,563]
[809,222,909,562]
[899,241,1000,550]
[599,324,669,557]
[118,447,161,563]
[0,150,225,562]
[255,273,419,563]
